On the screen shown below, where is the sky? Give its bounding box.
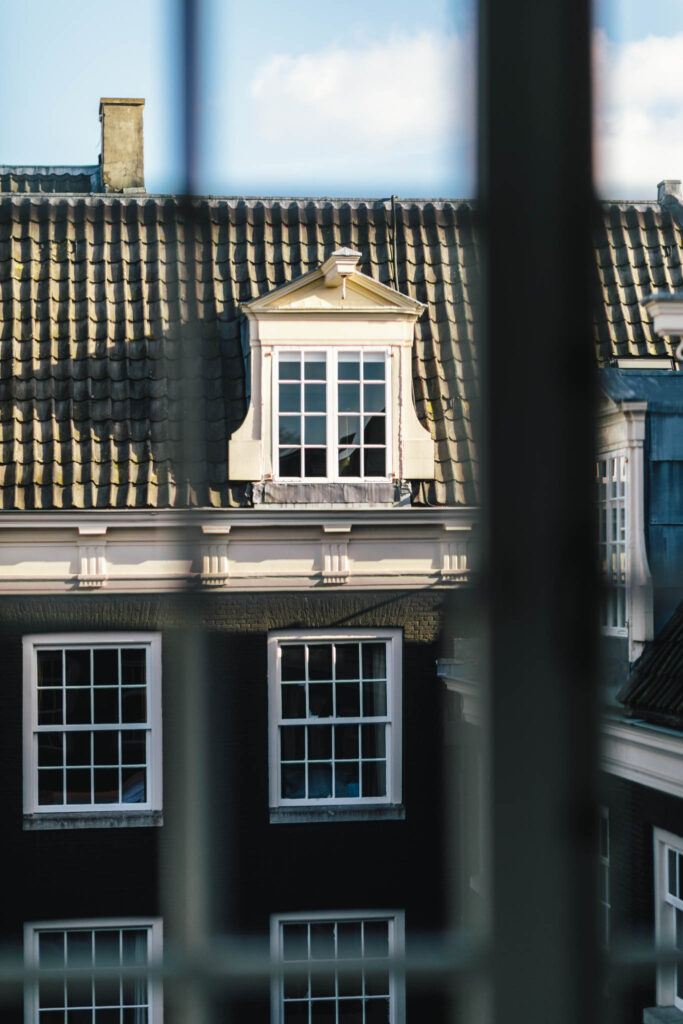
[1,0,683,199]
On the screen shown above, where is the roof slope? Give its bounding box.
[0,196,478,509]
[594,201,683,362]
[618,598,683,727]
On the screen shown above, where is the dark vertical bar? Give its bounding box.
[478,3,599,1024]
[160,2,214,1022]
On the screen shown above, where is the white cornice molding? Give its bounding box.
[601,718,683,800]
[0,509,477,594]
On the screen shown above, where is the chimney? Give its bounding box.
[99,98,145,193]
[657,179,682,203]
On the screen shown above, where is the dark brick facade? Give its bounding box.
[0,588,465,1020]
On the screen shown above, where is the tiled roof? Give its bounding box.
[617,599,683,727]
[1,191,681,511]
[0,166,101,195]
[0,196,478,509]
[594,200,683,362]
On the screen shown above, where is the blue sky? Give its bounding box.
[1,0,682,198]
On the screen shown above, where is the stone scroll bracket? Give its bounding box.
[321,524,351,585]
[77,525,108,588]
[200,525,231,586]
[440,526,470,583]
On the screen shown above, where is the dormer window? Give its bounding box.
[229,248,434,504]
[276,349,389,481]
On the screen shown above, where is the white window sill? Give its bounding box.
[269,804,405,824]
[643,1008,683,1024]
[23,810,163,831]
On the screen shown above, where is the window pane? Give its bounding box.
[279,383,301,412]
[362,762,387,798]
[363,353,385,380]
[335,644,359,680]
[121,733,146,765]
[361,724,386,758]
[284,1003,309,1024]
[364,449,386,477]
[309,684,333,718]
[39,733,64,767]
[362,644,386,679]
[122,768,146,803]
[363,922,389,957]
[338,353,360,380]
[93,689,118,725]
[67,932,93,967]
[282,645,306,681]
[39,932,65,967]
[335,762,359,798]
[310,924,335,959]
[121,688,147,724]
[308,725,332,759]
[363,384,385,413]
[308,763,332,798]
[279,448,302,477]
[66,769,91,804]
[338,383,360,412]
[93,731,118,766]
[94,768,119,804]
[304,383,326,412]
[95,931,120,965]
[335,724,359,758]
[280,416,301,445]
[282,726,306,761]
[93,649,119,687]
[337,923,362,959]
[65,650,90,687]
[282,765,306,799]
[309,646,333,680]
[362,682,387,717]
[38,688,63,725]
[363,415,385,445]
[38,769,63,805]
[38,650,63,687]
[336,683,360,717]
[304,354,326,380]
[365,997,390,1024]
[338,449,361,477]
[282,924,309,961]
[65,731,91,766]
[66,689,91,725]
[279,359,301,380]
[338,416,361,446]
[304,449,327,477]
[282,684,307,719]
[365,968,390,997]
[305,417,326,445]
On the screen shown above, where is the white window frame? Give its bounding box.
[24,917,163,1023]
[654,827,683,1010]
[270,909,405,1024]
[267,629,402,816]
[596,450,628,636]
[23,632,163,828]
[273,347,392,483]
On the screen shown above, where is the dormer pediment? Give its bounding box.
[243,248,425,319]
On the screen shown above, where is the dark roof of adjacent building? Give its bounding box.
[0,166,102,195]
[618,599,683,727]
[600,367,683,411]
[1,185,683,511]
[0,194,478,509]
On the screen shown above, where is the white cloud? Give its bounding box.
[245,31,474,186]
[594,29,683,197]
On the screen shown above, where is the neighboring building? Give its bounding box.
[0,99,477,1022]
[439,184,683,1023]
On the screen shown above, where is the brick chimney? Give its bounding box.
[99,98,145,193]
